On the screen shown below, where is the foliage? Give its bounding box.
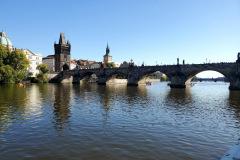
[0,65,17,83]
[37,64,49,74]
[0,45,9,67]
[35,73,48,83]
[0,46,30,83]
[160,76,169,81]
[191,76,198,82]
[106,62,116,68]
[35,64,49,83]
[116,73,126,79]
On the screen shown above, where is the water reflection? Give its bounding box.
[0,84,27,132]
[165,88,192,106]
[2,83,240,159]
[228,91,240,120]
[53,84,72,131]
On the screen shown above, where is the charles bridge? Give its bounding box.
[49,61,240,90]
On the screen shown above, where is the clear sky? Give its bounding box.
[1,0,240,77]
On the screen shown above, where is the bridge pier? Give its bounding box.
[72,74,80,84]
[127,83,138,86]
[169,75,187,88]
[229,86,240,90]
[98,75,107,85]
[170,84,186,88]
[127,75,139,86]
[229,79,240,90]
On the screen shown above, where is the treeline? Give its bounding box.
[0,44,49,84]
[0,45,30,83]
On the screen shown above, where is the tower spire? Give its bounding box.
[106,43,110,56]
[59,32,66,44]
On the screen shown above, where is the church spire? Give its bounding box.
[106,43,110,56]
[59,32,66,44]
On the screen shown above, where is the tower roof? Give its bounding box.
[105,43,110,56]
[59,32,66,44]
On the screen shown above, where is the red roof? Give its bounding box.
[43,55,54,59]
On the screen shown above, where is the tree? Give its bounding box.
[116,73,126,79]
[35,64,49,83]
[6,49,30,82]
[0,44,10,67]
[160,76,169,81]
[106,62,116,68]
[8,50,30,72]
[0,65,16,83]
[191,76,198,82]
[37,64,49,74]
[0,47,30,83]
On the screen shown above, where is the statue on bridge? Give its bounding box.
[183,59,185,65]
[236,52,240,63]
[177,58,179,65]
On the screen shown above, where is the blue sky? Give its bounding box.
[1,0,240,77]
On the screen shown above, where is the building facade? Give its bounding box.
[70,60,77,70]
[42,55,55,72]
[54,32,71,72]
[91,62,102,69]
[114,62,121,68]
[0,30,14,51]
[23,49,42,77]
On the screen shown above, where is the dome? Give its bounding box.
[0,31,13,47]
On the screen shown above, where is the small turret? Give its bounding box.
[236,52,240,63]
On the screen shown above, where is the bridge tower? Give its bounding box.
[103,44,112,68]
[54,32,71,72]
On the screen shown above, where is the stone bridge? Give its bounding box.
[49,62,240,90]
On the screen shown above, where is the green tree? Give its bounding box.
[0,44,10,67]
[0,65,17,83]
[191,76,198,82]
[35,64,49,83]
[37,63,49,74]
[0,47,30,83]
[106,62,116,68]
[6,49,30,82]
[8,50,30,72]
[160,76,169,81]
[116,73,126,79]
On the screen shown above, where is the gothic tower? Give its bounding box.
[54,32,71,72]
[103,44,112,67]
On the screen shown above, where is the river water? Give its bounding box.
[0,82,240,160]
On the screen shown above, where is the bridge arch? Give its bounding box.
[72,71,99,84]
[63,64,69,71]
[137,68,170,85]
[184,69,230,86]
[106,71,128,85]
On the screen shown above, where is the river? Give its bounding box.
[0,82,240,160]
